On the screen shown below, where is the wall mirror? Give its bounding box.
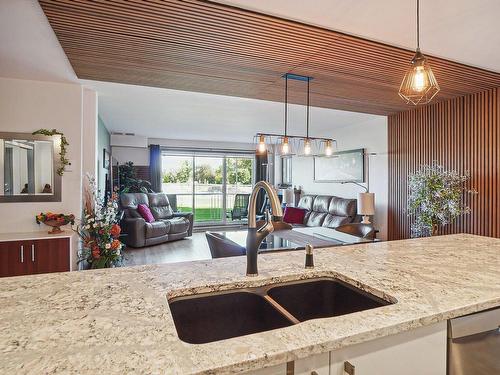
[0,132,62,202]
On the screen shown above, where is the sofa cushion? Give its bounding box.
[148,193,174,220]
[313,196,332,213]
[166,217,190,234]
[137,204,155,223]
[297,195,314,211]
[329,196,357,218]
[283,207,306,224]
[121,193,149,218]
[305,211,327,227]
[145,221,169,238]
[322,214,351,229]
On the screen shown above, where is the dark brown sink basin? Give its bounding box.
[168,277,393,344]
[267,278,391,322]
[168,291,294,344]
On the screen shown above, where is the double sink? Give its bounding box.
[168,277,394,344]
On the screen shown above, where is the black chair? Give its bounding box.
[228,193,250,221]
[205,232,246,259]
[335,223,376,240]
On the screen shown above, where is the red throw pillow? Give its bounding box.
[137,204,155,223]
[283,206,306,225]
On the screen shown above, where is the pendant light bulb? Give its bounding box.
[257,134,267,154]
[412,65,426,92]
[325,140,333,156]
[281,136,290,155]
[304,139,311,155]
[398,0,439,105]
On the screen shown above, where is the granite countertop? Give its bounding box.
[1,234,499,374]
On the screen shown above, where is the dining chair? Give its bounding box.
[335,223,376,240]
[205,232,246,258]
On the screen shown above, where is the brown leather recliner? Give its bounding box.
[295,195,358,228]
[120,193,194,248]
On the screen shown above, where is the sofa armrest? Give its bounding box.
[121,217,146,247]
[173,212,194,236]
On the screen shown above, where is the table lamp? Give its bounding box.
[357,192,375,224]
[281,188,295,207]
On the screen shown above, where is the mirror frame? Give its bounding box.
[0,132,62,203]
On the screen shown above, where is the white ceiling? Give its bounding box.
[215,0,500,73]
[0,0,77,83]
[84,80,384,143]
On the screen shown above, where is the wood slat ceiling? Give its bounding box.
[40,0,500,115]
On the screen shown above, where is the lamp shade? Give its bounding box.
[357,192,375,216]
[281,188,294,206]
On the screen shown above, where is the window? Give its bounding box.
[162,151,254,226]
[281,156,292,186]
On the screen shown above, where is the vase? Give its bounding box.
[43,220,67,234]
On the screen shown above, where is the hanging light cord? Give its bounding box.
[284,74,288,137]
[416,0,420,50]
[306,77,310,139]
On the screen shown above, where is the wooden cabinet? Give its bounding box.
[0,237,70,277]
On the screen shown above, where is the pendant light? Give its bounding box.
[324,140,333,156]
[257,134,266,154]
[399,0,440,105]
[303,77,312,155]
[255,73,336,157]
[280,74,290,155]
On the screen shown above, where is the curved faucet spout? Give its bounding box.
[246,181,286,276]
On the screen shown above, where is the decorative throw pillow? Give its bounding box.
[283,206,306,224]
[137,204,155,223]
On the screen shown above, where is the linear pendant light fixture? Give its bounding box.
[399,0,440,105]
[255,73,336,157]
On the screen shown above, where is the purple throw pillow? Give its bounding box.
[283,206,306,224]
[137,204,155,223]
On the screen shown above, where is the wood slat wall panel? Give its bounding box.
[39,0,500,115]
[388,88,500,240]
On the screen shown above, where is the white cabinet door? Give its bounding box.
[245,363,286,375]
[330,321,447,375]
[294,352,330,375]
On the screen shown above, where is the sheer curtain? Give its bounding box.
[149,144,162,192]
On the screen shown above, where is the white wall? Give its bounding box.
[0,77,83,233]
[288,117,389,239]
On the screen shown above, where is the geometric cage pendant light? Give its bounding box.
[399,0,440,105]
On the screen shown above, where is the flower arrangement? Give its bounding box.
[36,212,75,234]
[407,163,477,237]
[76,174,124,269]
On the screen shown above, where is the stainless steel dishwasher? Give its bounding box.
[447,308,500,375]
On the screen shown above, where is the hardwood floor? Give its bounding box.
[122,232,212,267]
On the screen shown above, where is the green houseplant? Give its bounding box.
[407,163,477,237]
[118,161,153,193]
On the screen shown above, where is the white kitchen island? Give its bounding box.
[0,234,499,374]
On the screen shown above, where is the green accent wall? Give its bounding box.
[97,116,110,196]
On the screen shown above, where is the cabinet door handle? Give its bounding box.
[20,245,24,263]
[31,244,35,262]
[344,361,355,375]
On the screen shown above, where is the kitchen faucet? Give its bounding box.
[246,181,291,276]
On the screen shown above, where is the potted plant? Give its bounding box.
[76,174,124,269]
[407,163,477,237]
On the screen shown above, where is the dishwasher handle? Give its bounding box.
[448,308,500,339]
